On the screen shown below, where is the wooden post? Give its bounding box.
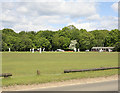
[37,70,40,75]
[64,67,120,73]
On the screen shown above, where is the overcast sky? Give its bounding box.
[0,0,119,32]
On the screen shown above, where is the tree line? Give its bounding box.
[1,25,120,51]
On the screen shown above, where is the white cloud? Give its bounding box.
[0,0,119,2]
[99,16,118,30]
[16,6,28,13]
[86,14,100,21]
[111,2,118,12]
[13,2,97,17]
[12,23,58,33]
[1,1,118,32]
[1,9,19,23]
[67,22,97,31]
[1,1,98,31]
[32,15,72,24]
[67,16,118,31]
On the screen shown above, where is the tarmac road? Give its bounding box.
[31,80,118,91]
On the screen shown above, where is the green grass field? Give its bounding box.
[2,52,118,86]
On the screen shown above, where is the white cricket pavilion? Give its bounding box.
[91,47,114,52]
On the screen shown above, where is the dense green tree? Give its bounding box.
[90,30,109,47]
[2,41,8,51]
[59,36,70,49]
[36,30,54,43]
[2,28,17,36]
[18,34,33,51]
[77,32,96,50]
[114,42,120,51]
[52,33,70,50]
[33,37,52,50]
[26,31,36,40]
[105,29,119,46]
[1,26,119,52]
[52,33,60,50]
[58,25,79,39]
[19,31,26,36]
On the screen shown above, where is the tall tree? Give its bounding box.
[90,30,109,47]
[33,37,52,50]
[105,29,119,47]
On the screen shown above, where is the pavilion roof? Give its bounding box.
[92,47,114,49]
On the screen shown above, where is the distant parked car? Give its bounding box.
[56,49,64,52]
[85,50,89,52]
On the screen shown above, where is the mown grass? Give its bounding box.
[2,52,118,86]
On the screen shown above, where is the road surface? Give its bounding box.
[30,80,118,91]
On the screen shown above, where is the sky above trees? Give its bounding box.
[0,0,119,32]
